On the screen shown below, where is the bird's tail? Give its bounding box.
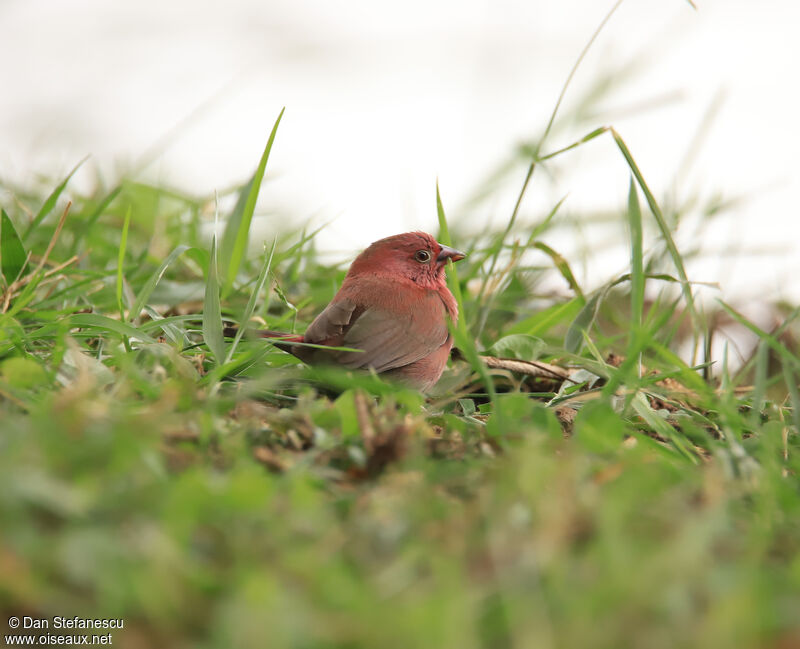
[222,326,304,344]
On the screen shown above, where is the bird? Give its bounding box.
[236,232,465,391]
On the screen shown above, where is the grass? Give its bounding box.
[2,24,800,649]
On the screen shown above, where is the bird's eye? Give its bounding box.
[414,249,432,263]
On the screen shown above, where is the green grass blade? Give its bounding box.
[627,176,644,333]
[226,239,276,363]
[436,182,495,402]
[70,185,122,255]
[130,244,193,323]
[1,209,28,283]
[611,129,698,337]
[564,289,605,354]
[533,241,584,300]
[539,126,610,162]
[221,108,284,296]
[203,235,225,365]
[23,155,88,240]
[627,176,644,381]
[783,365,800,438]
[717,299,800,370]
[69,313,157,344]
[116,207,131,321]
[750,340,768,430]
[506,298,582,337]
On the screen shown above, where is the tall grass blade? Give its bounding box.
[1,209,28,283]
[627,176,644,380]
[221,108,285,296]
[23,155,88,239]
[116,207,131,321]
[783,365,800,438]
[627,176,644,332]
[565,289,604,354]
[70,185,122,255]
[436,182,495,401]
[69,313,156,344]
[533,241,584,300]
[718,299,800,370]
[129,244,210,323]
[611,129,699,337]
[226,239,277,363]
[203,235,225,365]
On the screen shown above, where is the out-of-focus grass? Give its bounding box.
[2,27,800,649]
[1,121,798,648]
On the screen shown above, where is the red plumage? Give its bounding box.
[250,232,465,391]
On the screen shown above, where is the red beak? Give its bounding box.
[436,244,466,263]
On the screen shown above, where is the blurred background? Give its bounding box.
[1,0,798,304]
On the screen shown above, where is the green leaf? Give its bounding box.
[220,108,284,295]
[0,356,49,389]
[335,390,360,439]
[486,393,540,438]
[23,155,88,239]
[573,400,625,453]
[506,298,582,337]
[564,290,604,354]
[487,334,545,361]
[203,235,225,364]
[1,209,27,282]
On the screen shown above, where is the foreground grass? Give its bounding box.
[1,121,800,648]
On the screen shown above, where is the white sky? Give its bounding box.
[1,0,798,315]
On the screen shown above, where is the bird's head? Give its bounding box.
[348,231,465,288]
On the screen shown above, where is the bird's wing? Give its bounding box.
[303,298,359,344]
[336,293,450,372]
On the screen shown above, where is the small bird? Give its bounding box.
[243,232,465,391]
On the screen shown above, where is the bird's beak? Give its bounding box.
[437,244,466,263]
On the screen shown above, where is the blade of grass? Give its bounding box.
[628,176,644,333]
[475,0,626,311]
[437,182,496,402]
[717,299,800,370]
[69,185,122,255]
[1,209,28,283]
[220,107,284,296]
[533,241,584,300]
[564,289,606,354]
[23,156,88,239]
[4,202,70,318]
[611,128,699,348]
[203,234,225,365]
[116,207,131,321]
[627,176,644,381]
[783,364,800,438]
[69,313,157,344]
[226,239,277,363]
[749,340,768,431]
[129,244,210,323]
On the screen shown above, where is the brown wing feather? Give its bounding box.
[336,293,449,372]
[297,286,450,374]
[303,298,358,345]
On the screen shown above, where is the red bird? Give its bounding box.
[250,232,465,391]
